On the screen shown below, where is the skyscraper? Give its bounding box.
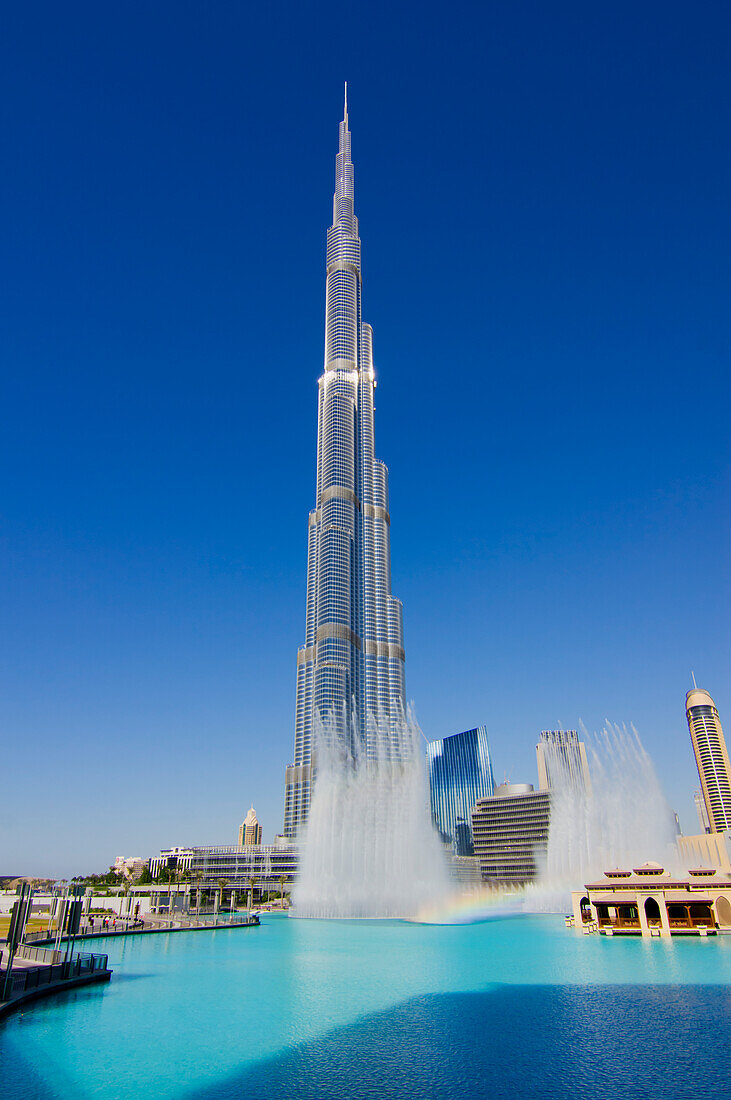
[427,727,494,855]
[536,729,591,793]
[238,806,263,847]
[686,684,731,833]
[694,789,711,834]
[471,784,551,885]
[283,90,406,838]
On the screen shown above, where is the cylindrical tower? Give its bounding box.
[686,686,731,833]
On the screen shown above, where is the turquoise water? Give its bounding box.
[2,914,730,1098]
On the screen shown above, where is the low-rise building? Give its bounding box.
[190,844,297,892]
[148,848,195,879]
[142,844,298,914]
[571,862,731,936]
[113,856,147,879]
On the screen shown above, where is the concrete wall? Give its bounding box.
[677,832,731,872]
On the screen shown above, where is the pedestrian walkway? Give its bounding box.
[21,910,260,948]
[0,947,111,1019]
[1,909,259,1020]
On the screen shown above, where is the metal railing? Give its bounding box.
[16,943,61,964]
[22,919,143,945]
[3,953,109,998]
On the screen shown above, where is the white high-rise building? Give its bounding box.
[283,90,406,838]
[536,729,591,793]
[686,684,731,833]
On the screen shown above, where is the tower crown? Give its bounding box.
[686,688,718,712]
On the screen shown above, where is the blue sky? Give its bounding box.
[2,1,729,877]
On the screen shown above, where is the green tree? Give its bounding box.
[217,878,229,912]
[191,871,204,915]
[137,866,153,886]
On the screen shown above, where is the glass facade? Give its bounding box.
[190,845,298,891]
[284,92,407,838]
[427,726,494,855]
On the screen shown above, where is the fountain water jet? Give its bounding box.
[526,721,678,910]
[293,707,451,918]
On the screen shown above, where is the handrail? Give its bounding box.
[2,953,110,999]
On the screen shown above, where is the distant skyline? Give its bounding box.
[2,1,729,876]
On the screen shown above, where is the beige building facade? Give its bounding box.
[677,830,731,873]
[238,806,263,847]
[571,862,731,937]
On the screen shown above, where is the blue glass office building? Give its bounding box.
[427,727,495,855]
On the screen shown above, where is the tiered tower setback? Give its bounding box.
[283,91,406,838]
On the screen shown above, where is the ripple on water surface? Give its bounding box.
[2,915,730,1099]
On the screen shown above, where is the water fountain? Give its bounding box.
[293,708,451,918]
[418,721,679,921]
[294,710,678,920]
[528,721,679,909]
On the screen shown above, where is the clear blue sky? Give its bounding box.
[2,1,729,877]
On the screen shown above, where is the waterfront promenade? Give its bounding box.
[0,947,111,1019]
[22,910,261,944]
[0,910,260,1020]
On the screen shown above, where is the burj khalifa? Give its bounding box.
[283,90,406,838]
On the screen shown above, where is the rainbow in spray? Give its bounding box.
[411,887,525,925]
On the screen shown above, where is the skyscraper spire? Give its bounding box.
[283,94,407,838]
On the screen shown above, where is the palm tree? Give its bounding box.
[120,875,132,921]
[248,876,256,912]
[279,876,286,909]
[177,868,191,915]
[191,870,203,916]
[217,878,229,914]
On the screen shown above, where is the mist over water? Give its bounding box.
[293,708,451,918]
[527,722,678,910]
[294,712,678,921]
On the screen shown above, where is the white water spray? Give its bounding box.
[527,721,678,910]
[293,708,451,918]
